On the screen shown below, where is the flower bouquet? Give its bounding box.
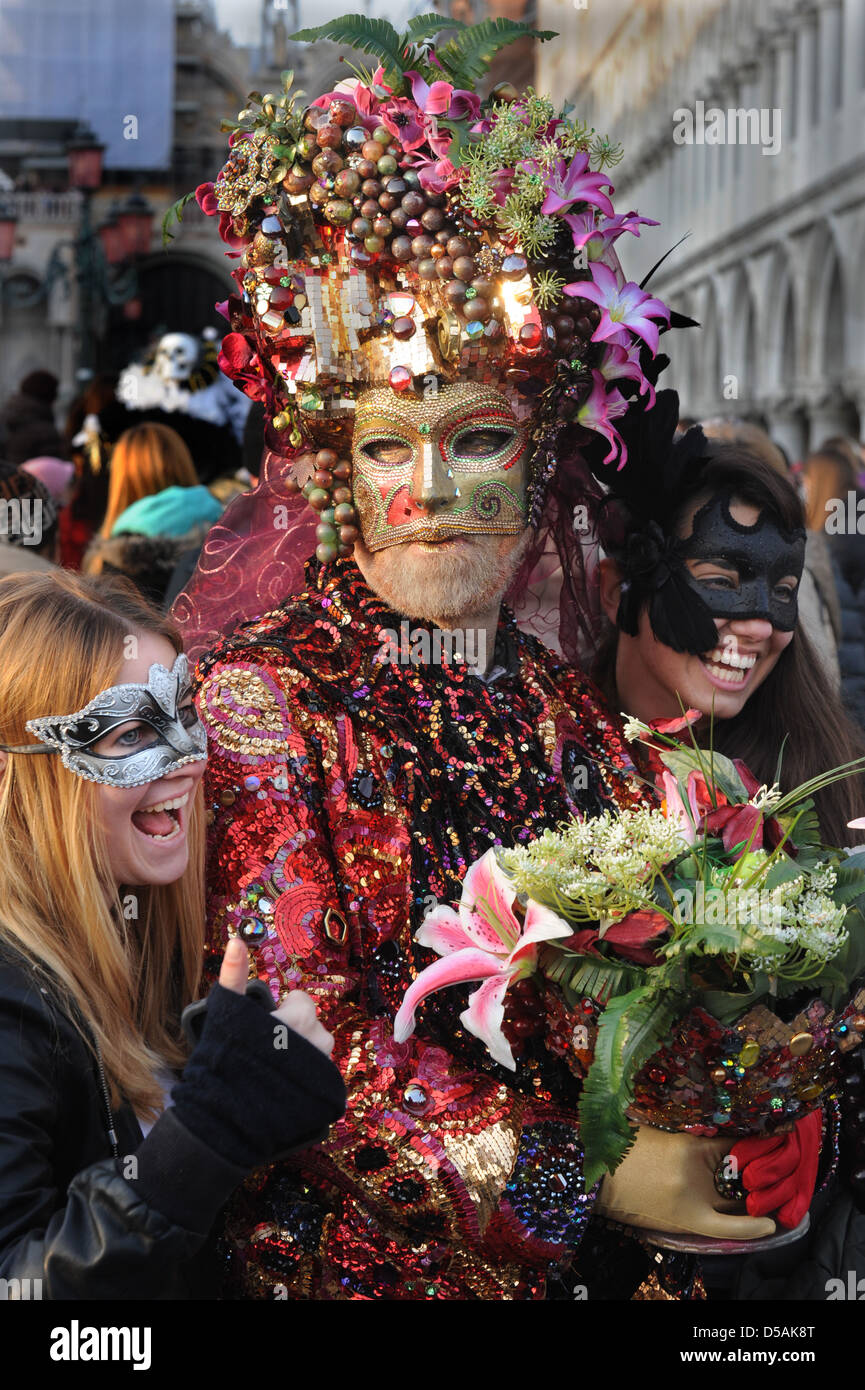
[394,712,865,1185]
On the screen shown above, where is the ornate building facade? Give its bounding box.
[537,0,865,460]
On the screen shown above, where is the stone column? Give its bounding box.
[773,28,796,187]
[842,0,865,159]
[794,2,818,143]
[817,0,843,128]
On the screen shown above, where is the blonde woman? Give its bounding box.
[0,571,344,1299]
[98,423,199,539]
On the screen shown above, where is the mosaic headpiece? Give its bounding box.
[187,13,672,563]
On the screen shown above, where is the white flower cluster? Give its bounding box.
[741,862,847,970]
[621,714,651,743]
[501,807,689,922]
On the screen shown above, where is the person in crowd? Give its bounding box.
[701,417,841,691]
[802,437,865,729]
[19,456,76,507]
[0,570,345,1298]
[594,406,864,846]
[0,469,60,578]
[591,399,865,1298]
[83,423,223,606]
[173,30,792,1303]
[0,370,64,466]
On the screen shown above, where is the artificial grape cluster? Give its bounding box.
[281,98,601,355]
[283,447,359,562]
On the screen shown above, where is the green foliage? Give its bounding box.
[161,190,196,247]
[433,18,557,88]
[545,949,646,1009]
[403,13,464,44]
[288,13,552,91]
[660,748,748,807]
[290,16,409,87]
[579,986,684,1186]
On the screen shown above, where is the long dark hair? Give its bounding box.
[593,445,865,845]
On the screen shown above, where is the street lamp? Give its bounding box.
[67,124,105,192]
[97,209,126,266]
[116,192,155,259]
[0,203,17,263]
[0,126,151,375]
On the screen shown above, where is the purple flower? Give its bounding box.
[574,370,630,467]
[380,97,427,152]
[566,261,670,355]
[540,153,615,218]
[597,343,656,408]
[566,210,659,259]
[404,70,481,122]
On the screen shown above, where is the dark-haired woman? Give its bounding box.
[593,440,865,847]
[589,425,865,1299]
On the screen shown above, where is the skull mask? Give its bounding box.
[154,333,199,385]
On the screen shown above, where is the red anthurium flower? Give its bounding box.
[218,333,269,403]
[570,911,669,968]
[195,182,218,215]
[703,803,764,858]
[649,709,703,736]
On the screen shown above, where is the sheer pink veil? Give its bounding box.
[171,446,318,664]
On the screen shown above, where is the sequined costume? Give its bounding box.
[196,557,647,1299]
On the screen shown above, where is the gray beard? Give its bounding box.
[356,531,532,627]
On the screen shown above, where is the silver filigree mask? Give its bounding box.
[1,654,207,787]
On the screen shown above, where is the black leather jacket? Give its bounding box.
[0,948,245,1300]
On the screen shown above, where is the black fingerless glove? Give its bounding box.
[170,982,346,1170]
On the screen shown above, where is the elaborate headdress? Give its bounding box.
[172,14,682,660]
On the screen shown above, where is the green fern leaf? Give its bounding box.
[435,18,557,88]
[547,953,645,1008]
[579,986,683,1187]
[289,15,405,80]
[403,13,465,43]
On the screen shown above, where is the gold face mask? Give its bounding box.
[352,382,530,552]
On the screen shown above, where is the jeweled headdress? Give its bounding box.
[171,14,684,659]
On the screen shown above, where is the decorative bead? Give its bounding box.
[789,1031,814,1056]
[739,1039,760,1067]
[389,365,412,391]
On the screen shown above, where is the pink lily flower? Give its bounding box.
[565,261,671,356]
[597,343,656,408]
[312,70,390,127]
[566,210,659,260]
[408,153,460,193]
[574,370,630,467]
[393,848,571,1070]
[541,154,615,218]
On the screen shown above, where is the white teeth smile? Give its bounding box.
[700,644,758,684]
[134,792,189,842]
[137,794,189,815]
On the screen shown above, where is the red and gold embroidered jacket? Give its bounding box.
[196,559,646,1299]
